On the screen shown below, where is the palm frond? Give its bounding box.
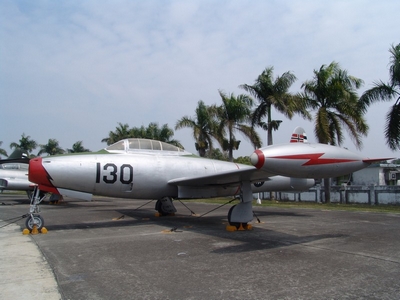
[385,103,400,150]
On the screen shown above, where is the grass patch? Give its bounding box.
[182,198,400,214]
[0,191,27,195]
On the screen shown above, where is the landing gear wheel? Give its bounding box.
[155,199,170,216]
[155,198,176,216]
[228,205,241,228]
[227,205,251,231]
[25,215,44,231]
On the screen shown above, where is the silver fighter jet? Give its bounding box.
[25,128,386,231]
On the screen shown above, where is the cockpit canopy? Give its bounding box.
[0,163,29,170]
[105,139,192,156]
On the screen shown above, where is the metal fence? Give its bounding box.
[266,185,400,205]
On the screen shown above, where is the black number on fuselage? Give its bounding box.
[103,163,118,184]
[96,162,101,183]
[120,164,133,184]
[95,163,133,184]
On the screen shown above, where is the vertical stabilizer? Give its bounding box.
[290,127,308,143]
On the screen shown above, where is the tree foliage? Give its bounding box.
[38,139,65,156]
[10,133,38,157]
[204,148,228,161]
[360,43,400,150]
[301,61,368,148]
[240,66,310,145]
[67,141,91,153]
[101,123,131,145]
[102,122,183,148]
[175,100,217,157]
[213,90,261,162]
[0,141,8,158]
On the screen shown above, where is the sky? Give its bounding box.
[1,0,399,160]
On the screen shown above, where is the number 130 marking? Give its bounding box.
[95,162,133,184]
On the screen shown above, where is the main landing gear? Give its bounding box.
[226,181,254,231]
[155,197,177,216]
[154,182,255,231]
[25,187,47,232]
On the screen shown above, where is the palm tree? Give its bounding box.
[10,133,37,157]
[67,141,91,153]
[38,139,65,156]
[101,123,131,145]
[0,141,8,158]
[240,66,310,145]
[214,90,261,162]
[360,43,400,150]
[301,61,368,202]
[175,100,217,157]
[301,62,368,147]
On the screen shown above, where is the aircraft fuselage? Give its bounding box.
[30,153,311,200]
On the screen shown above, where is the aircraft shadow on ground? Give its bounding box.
[40,204,346,254]
[0,198,30,205]
[2,196,346,254]
[252,210,311,218]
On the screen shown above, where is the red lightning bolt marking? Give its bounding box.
[271,153,358,166]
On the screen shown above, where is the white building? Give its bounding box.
[351,163,400,186]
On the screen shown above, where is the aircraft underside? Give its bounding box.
[26,181,257,232]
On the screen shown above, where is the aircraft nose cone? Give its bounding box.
[29,157,50,185]
[28,158,60,194]
[250,149,265,169]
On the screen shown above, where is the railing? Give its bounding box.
[265,185,400,205]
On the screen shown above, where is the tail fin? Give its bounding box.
[0,149,30,164]
[290,127,308,143]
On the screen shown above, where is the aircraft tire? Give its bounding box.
[25,215,44,231]
[227,205,241,228]
[155,199,169,216]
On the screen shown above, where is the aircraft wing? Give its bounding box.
[168,167,275,187]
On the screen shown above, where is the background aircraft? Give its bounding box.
[0,149,34,197]
[26,128,385,231]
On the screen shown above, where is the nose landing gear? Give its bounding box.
[25,187,47,233]
[25,214,44,231]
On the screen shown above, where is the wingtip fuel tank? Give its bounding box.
[250,142,387,179]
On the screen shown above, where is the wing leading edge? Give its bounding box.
[167,167,275,187]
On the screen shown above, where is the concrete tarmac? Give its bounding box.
[1,193,400,300]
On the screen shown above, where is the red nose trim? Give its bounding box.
[254,149,265,169]
[29,157,59,194]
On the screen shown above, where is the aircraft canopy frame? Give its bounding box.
[105,139,192,156]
